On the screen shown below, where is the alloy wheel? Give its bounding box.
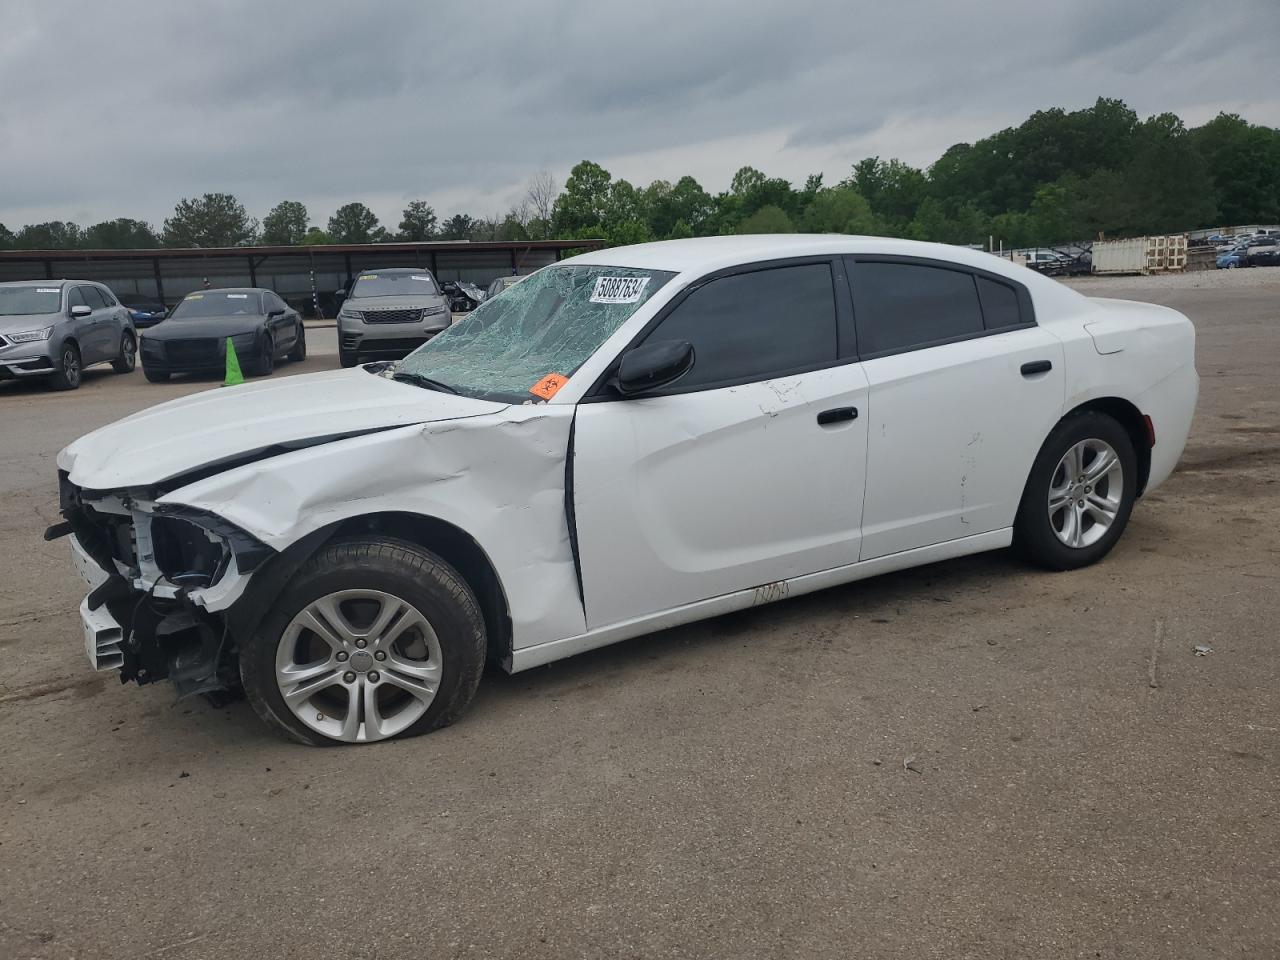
[274,589,443,743]
[63,348,81,387]
[1047,438,1124,549]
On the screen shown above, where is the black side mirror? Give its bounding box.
[616,339,695,396]
[267,308,285,318]
[334,290,347,303]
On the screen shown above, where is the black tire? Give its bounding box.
[250,336,275,376]
[239,537,487,746]
[1014,411,1137,570]
[288,323,307,362]
[144,367,170,383]
[111,331,137,373]
[339,346,359,368]
[49,342,82,391]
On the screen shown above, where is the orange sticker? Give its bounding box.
[529,373,568,400]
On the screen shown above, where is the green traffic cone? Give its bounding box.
[223,337,245,386]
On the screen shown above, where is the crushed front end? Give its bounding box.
[49,470,274,699]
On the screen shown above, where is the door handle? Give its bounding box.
[817,406,859,425]
[1021,360,1052,377]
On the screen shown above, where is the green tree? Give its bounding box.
[14,221,84,249]
[301,227,333,245]
[666,218,695,240]
[1121,113,1217,233]
[907,198,987,245]
[1190,113,1280,224]
[801,187,880,234]
[0,223,12,249]
[736,204,794,234]
[437,213,477,240]
[163,193,257,247]
[327,203,383,243]
[553,160,613,235]
[83,218,160,248]
[844,158,926,231]
[398,200,438,241]
[260,201,309,245]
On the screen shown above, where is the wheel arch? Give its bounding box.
[1060,396,1152,496]
[226,510,512,665]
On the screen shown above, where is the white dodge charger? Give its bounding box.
[51,236,1198,745]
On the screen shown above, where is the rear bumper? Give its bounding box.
[1140,361,1199,493]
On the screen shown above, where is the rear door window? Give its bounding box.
[644,262,838,391]
[975,276,1022,330]
[81,286,109,310]
[850,261,985,357]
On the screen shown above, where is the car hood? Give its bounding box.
[0,312,59,335]
[58,366,508,489]
[344,294,448,312]
[143,316,265,339]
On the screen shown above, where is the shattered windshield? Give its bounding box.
[395,264,675,402]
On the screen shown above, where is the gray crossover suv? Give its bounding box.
[0,280,137,390]
[335,267,452,367]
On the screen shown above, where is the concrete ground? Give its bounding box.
[1,272,1277,959]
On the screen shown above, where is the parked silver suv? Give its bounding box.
[335,268,452,367]
[0,280,137,390]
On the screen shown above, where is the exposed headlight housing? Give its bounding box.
[422,304,448,317]
[338,308,362,321]
[8,326,53,343]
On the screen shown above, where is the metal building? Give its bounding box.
[0,239,605,316]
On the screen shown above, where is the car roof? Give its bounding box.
[192,287,265,295]
[357,267,430,274]
[0,279,70,288]
[561,234,1090,315]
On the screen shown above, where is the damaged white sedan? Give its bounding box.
[51,236,1198,745]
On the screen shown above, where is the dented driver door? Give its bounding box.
[571,259,869,632]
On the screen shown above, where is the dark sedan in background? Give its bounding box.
[120,297,168,329]
[140,288,305,382]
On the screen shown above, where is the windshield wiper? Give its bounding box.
[390,370,459,394]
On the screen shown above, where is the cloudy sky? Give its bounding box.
[2,0,1277,233]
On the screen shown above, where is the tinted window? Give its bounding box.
[976,276,1022,330]
[81,286,108,309]
[852,262,983,356]
[68,287,87,309]
[647,263,837,389]
[97,287,119,306]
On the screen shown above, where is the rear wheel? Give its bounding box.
[240,537,486,746]
[49,343,81,391]
[1014,411,1137,570]
[111,331,137,373]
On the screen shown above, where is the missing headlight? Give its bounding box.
[150,515,229,588]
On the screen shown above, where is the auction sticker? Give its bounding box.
[226,293,248,299]
[529,373,569,400]
[37,287,59,293]
[590,276,649,304]
[186,294,204,300]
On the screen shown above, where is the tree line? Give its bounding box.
[2,100,1277,254]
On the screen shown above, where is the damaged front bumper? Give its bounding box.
[52,472,274,697]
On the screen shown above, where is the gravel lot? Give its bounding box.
[1,271,1277,959]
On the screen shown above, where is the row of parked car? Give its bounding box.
[1213,232,1280,269]
[0,268,528,390]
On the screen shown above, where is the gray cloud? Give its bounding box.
[1,0,1276,231]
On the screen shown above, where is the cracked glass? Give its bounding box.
[395,264,675,402]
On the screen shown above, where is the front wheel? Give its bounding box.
[288,323,307,362]
[112,331,137,373]
[49,342,82,391]
[240,537,487,745]
[250,336,275,376]
[1014,411,1137,570]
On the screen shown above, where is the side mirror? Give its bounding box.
[616,339,695,396]
[267,308,285,318]
[334,290,347,303]
[70,304,92,318]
